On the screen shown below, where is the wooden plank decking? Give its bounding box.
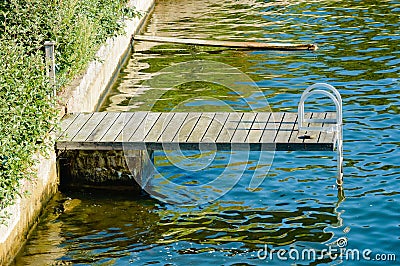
[56,112,337,151]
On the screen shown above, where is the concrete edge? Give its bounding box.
[0,0,156,264]
[59,0,155,113]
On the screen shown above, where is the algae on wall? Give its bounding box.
[58,149,152,191]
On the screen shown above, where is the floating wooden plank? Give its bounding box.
[134,35,318,51]
[56,112,336,151]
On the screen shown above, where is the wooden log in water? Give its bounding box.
[134,35,318,51]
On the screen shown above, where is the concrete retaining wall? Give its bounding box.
[0,0,155,264]
[0,151,58,266]
[61,0,155,113]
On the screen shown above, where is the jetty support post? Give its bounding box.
[44,41,56,96]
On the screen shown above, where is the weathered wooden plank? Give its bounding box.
[288,113,300,144]
[72,113,107,142]
[100,113,134,142]
[246,112,271,143]
[295,112,313,143]
[290,112,327,144]
[275,113,298,143]
[307,112,326,144]
[58,113,79,136]
[187,113,215,142]
[201,113,229,142]
[134,35,318,51]
[300,112,320,143]
[216,112,243,143]
[260,112,283,143]
[231,112,257,143]
[115,112,148,142]
[86,113,120,142]
[56,112,337,151]
[319,112,337,144]
[173,113,202,142]
[58,113,93,141]
[158,113,188,142]
[144,112,174,142]
[129,112,161,142]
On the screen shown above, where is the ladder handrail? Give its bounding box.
[298,83,342,132]
[298,83,344,186]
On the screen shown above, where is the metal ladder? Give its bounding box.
[298,83,343,186]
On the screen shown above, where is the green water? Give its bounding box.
[15,0,399,265]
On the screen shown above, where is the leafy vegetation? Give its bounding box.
[0,0,138,213]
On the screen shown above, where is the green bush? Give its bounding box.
[0,0,138,215]
[0,39,56,213]
[1,0,139,83]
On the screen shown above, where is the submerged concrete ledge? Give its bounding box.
[0,0,155,264]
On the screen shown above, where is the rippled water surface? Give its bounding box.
[16,0,400,265]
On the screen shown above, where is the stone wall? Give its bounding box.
[58,150,154,192]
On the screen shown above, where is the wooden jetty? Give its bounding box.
[56,83,344,186]
[56,112,336,151]
[134,35,318,51]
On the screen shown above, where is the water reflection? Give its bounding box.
[15,185,345,265]
[157,199,344,248]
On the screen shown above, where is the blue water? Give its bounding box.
[16,0,399,265]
